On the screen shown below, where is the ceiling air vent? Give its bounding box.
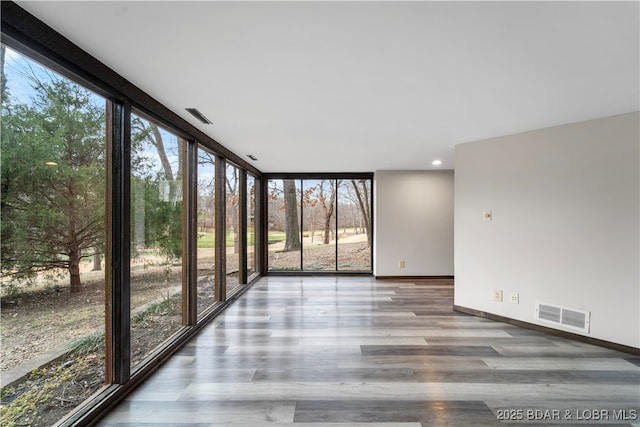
[535,302,590,333]
[185,108,213,124]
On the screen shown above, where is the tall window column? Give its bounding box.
[106,100,131,384]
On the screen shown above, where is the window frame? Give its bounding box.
[262,173,374,275]
[1,2,263,426]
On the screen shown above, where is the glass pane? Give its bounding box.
[267,179,301,271]
[0,46,107,424]
[197,147,216,318]
[338,179,372,271]
[225,164,241,293]
[130,113,184,370]
[247,174,257,280]
[302,179,336,271]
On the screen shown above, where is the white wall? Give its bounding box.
[455,112,639,348]
[374,170,454,276]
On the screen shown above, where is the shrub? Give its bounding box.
[66,331,104,356]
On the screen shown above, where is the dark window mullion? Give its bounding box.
[214,156,226,301]
[105,100,131,384]
[183,139,197,325]
[260,177,269,276]
[335,179,338,271]
[300,179,304,271]
[369,179,374,271]
[253,176,261,276]
[239,170,247,284]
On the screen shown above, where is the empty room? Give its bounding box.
[0,1,638,426]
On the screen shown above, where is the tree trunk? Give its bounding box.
[320,180,336,245]
[351,206,359,234]
[69,250,82,293]
[323,209,333,244]
[283,179,301,251]
[177,137,186,178]
[232,205,240,254]
[151,124,173,181]
[352,180,372,248]
[225,168,240,254]
[92,252,102,271]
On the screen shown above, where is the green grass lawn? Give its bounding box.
[197,228,256,248]
[267,231,285,245]
[198,228,362,249]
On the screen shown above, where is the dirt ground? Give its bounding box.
[268,232,371,271]
[1,278,106,372]
[1,264,185,373]
[0,262,188,427]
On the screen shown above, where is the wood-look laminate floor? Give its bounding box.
[99,277,640,426]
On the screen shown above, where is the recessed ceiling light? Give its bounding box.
[432,159,443,166]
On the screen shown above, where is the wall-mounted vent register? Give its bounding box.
[535,302,590,333]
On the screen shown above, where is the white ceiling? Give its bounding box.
[16,1,639,173]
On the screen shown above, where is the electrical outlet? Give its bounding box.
[399,260,405,268]
[492,289,503,302]
[510,293,519,304]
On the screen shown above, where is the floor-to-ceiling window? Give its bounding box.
[267,179,302,271]
[266,175,373,272]
[302,179,336,271]
[196,147,216,317]
[1,45,108,426]
[225,163,241,293]
[247,174,258,280]
[337,179,372,271]
[129,113,185,370]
